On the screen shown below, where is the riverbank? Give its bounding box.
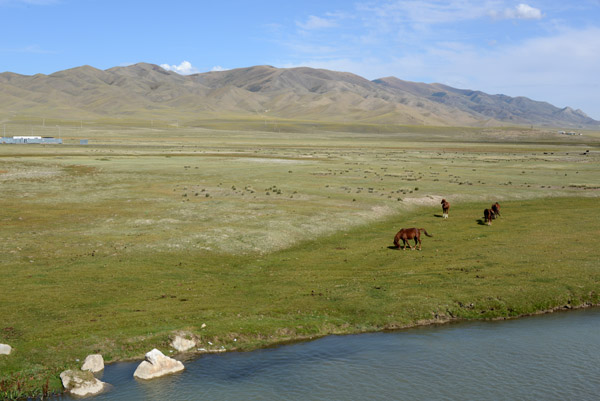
[60,307,600,401]
[1,196,599,399]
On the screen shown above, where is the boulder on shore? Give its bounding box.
[133,348,184,380]
[0,344,11,355]
[171,335,196,352]
[81,354,105,373]
[60,370,106,397]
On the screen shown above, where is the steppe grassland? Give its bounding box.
[1,123,598,255]
[0,121,599,397]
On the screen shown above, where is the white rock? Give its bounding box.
[171,335,196,352]
[0,344,12,355]
[133,348,184,380]
[60,370,106,397]
[81,354,104,373]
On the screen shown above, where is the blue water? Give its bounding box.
[57,308,600,400]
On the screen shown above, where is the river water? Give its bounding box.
[58,308,600,400]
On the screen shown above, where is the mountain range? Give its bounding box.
[0,62,597,128]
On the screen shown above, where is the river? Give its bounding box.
[56,307,600,400]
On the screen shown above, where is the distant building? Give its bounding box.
[1,136,62,144]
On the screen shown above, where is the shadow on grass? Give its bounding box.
[434,214,444,218]
[476,219,488,226]
[388,245,419,251]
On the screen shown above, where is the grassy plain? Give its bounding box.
[1,120,599,398]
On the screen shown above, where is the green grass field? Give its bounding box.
[1,121,599,398]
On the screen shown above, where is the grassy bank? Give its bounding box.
[0,126,599,398]
[1,197,599,398]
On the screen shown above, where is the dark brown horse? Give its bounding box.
[483,208,495,225]
[393,228,433,250]
[491,202,501,217]
[441,199,450,219]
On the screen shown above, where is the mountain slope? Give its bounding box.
[373,77,597,127]
[0,63,597,128]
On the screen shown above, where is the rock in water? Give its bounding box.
[81,354,105,373]
[133,348,185,379]
[0,344,11,355]
[60,370,106,397]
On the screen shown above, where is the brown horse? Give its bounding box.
[483,208,495,225]
[393,228,433,250]
[441,199,450,219]
[491,202,501,217]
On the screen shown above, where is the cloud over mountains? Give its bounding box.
[160,61,199,75]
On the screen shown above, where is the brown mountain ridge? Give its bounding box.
[0,62,597,128]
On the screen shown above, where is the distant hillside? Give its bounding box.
[0,63,597,128]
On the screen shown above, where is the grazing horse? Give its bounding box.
[483,208,495,225]
[441,199,450,219]
[491,202,501,217]
[393,228,433,250]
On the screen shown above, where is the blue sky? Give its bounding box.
[1,0,599,119]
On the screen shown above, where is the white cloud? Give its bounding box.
[159,61,198,75]
[297,15,338,30]
[514,3,543,19]
[490,3,543,20]
[211,65,226,72]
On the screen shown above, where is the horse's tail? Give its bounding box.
[419,228,433,237]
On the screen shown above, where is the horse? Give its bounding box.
[441,199,450,219]
[393,228,433,250]
[491,202,501,217]
[483,208,495,225]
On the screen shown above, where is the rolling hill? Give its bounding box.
[0,63,597,128]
